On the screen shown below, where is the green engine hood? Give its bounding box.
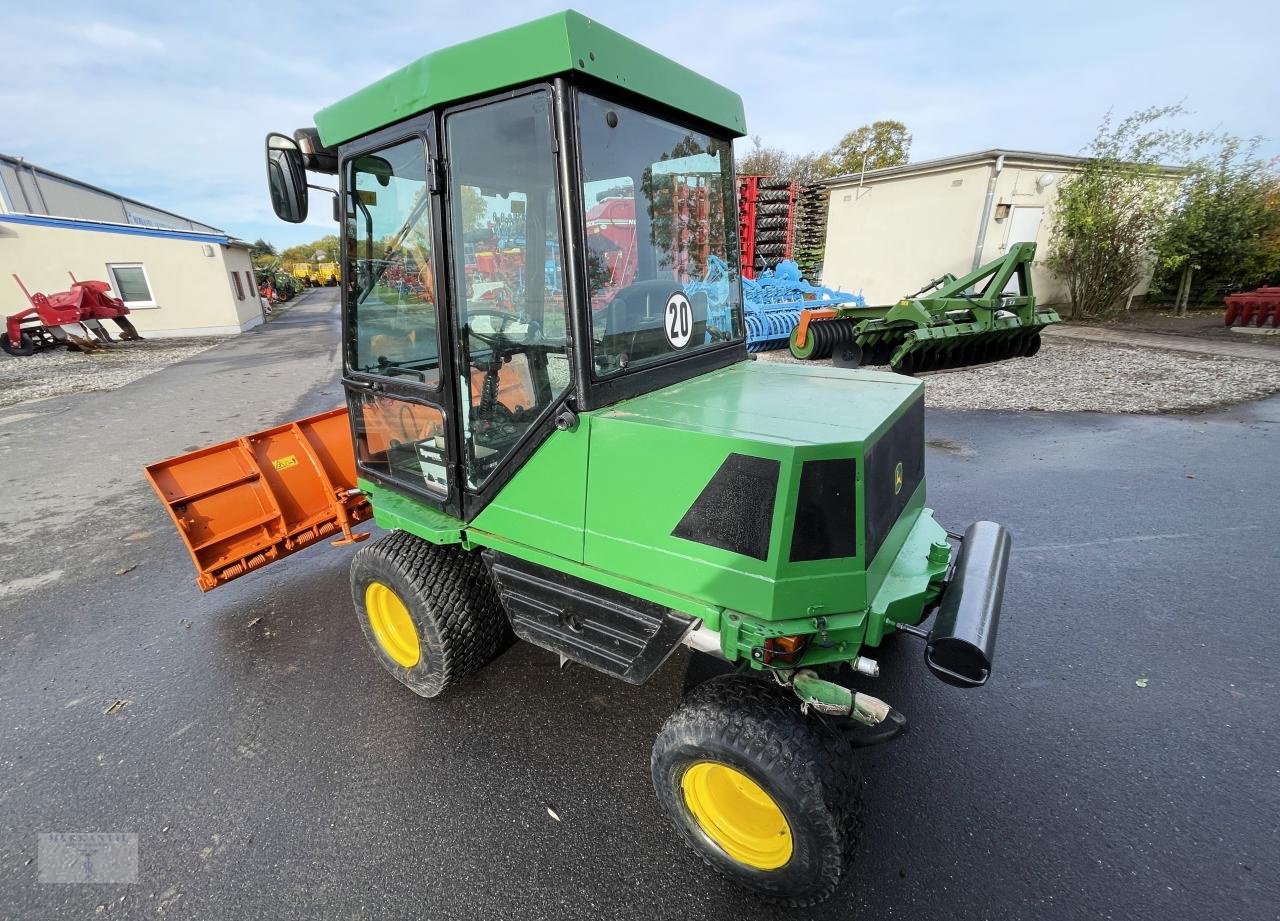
[597,360,921,446]
[471,359,930,623]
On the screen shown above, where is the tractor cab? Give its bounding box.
[266,18,745,522]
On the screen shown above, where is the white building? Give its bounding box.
[1,154,263,337]
[820,149,1172,309]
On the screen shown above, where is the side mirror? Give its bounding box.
[265,133,308,223]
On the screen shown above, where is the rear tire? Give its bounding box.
[350,531,512,698]
[651,674,862,906]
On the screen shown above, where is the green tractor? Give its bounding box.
[167,10,1012,904]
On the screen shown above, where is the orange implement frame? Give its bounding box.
[791,308,839,350]
[145,407,371,591]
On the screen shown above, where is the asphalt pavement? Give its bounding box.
[1,288,1276,920]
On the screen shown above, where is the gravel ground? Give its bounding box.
[7,327,1277,416]
[758,338,1280,413]
[0,337,226,410]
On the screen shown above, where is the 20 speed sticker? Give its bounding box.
[664,291,693,349]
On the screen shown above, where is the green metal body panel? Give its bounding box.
[581,361,921,620]
[362,478,465,544]
[314,10,747,147]
[468,424,591,562]
[363,360,951,669]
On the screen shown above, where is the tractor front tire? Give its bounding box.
[651,674,863,906]
[350,531,512,698]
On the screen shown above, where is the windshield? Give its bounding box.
[577,92,743,377]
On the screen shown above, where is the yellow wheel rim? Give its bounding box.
[364,581,421,668]
[681,761,793,870]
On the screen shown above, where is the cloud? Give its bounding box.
[1,0,1276,249]
[77,22,165,53]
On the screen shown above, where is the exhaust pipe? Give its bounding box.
[926,521,1011,688]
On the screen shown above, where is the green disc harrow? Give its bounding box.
[789,242,1061,374]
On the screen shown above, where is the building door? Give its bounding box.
[1005,206,1043,250]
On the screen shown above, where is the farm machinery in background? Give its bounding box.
[2,273,143,356]
[256,266,304,304]
[738,175,828,282]
[788,242,1061,374]
[735,174,1060,373]
[740,260,863,352]
[315,262,340,286]
[282,262,339,290]
[288,262,317,287]
[1224,287,1280,328]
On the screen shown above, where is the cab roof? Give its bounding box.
[313,10,747,147]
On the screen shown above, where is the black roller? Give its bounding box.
[926,521,1011,688]
[803,318,857,360]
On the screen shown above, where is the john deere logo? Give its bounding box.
[893,461,904,495]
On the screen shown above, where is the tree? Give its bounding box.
[280,234,340,265]
[1152,137,1280,308]
[250,238,277,258]
[814,120,911,178]
[459,186,489,233]
[737,135,793,178]
[1046,105,1201,319]
[735,121,912,184]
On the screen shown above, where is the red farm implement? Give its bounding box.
[3,273,143,356]
[738,175,796,280]
[1223,287,1280,329]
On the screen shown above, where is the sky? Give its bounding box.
[3,0,1277,249]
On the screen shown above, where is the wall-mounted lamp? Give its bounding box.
[1036,172,1057,192]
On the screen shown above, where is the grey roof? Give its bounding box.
[0,152,226,234]
[821,148,1183,187]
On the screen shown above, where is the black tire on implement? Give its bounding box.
[0,332,35,356]
[349,530,513,698]
[651,674,863,906]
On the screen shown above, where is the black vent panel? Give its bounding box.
[863,396,924,561]
[672,453,780,561]
[790,458,858,562]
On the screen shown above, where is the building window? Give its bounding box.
[107,263,156,308]
[232,271,245,300]
[245,271,255,297]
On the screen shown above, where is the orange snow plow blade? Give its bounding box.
[144,407,371,591]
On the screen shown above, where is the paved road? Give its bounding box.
[2,290,1276,920]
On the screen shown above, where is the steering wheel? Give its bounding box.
[466,308,543,345]
[464,309,524,424]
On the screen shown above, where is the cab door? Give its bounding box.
[341,122,462,518]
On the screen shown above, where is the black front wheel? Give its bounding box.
[651,674,863,906]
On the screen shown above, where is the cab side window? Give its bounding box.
[345,138,441,386]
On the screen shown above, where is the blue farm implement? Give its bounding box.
[742,261,863,352]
